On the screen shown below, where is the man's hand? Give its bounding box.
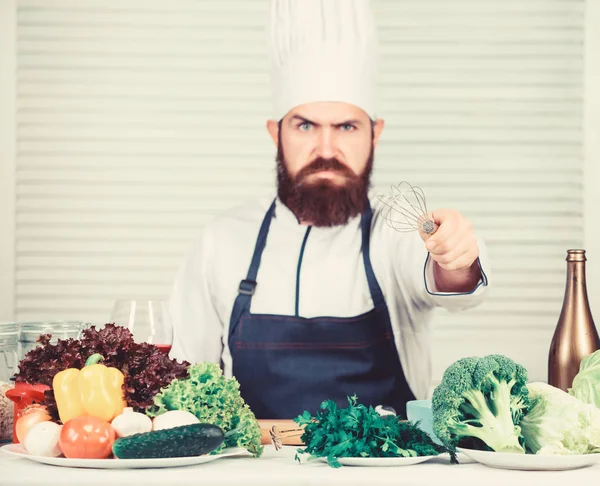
[419,208,482,293]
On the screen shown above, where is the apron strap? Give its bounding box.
[361,202,386,308]
[229,199,277,337]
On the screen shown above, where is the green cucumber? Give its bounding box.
[112,423,225,459]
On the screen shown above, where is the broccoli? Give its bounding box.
[431,354,529,454]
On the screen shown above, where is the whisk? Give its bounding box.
[376,181,438,235]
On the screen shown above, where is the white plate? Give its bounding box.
[457,447,600,471]
[317,454,437,467]
[1,444,249,469]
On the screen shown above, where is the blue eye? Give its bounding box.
[299,122,312,131]
[340,124,355,131]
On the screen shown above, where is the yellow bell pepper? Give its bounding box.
[52,353,127,424]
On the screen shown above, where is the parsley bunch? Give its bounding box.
[294,395,455,468]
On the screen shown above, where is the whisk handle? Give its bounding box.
[421,219,438,235]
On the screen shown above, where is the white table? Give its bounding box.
[1,445,599,486]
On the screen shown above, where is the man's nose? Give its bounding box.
[315,128,336,159]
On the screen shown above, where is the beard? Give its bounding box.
[276,139,374,227]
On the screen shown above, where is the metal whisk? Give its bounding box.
[376,181,438,235]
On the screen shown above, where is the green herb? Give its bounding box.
[294,395,455,468]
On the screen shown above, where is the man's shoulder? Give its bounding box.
[368,192,385,217]
[203,192,275,240]
[368,192,396,231]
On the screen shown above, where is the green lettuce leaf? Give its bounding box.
[147,362,263,457]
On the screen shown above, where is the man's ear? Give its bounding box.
[372,118,385,146]
[266,119,279,147]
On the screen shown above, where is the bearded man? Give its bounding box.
[168,0,490,419]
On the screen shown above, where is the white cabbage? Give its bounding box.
[569,350,600,408]
[520,382,600,455]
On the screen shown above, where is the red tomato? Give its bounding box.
[59,416,116,459]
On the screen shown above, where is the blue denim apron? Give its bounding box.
[228,200,416,419]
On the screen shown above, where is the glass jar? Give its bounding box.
[18,321,88,360]
[0,323,19,443]
[0,323,19,383]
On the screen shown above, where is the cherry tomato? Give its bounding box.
[59,416,116,459]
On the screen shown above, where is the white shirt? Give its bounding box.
[168,191,491,399]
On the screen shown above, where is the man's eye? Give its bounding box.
[340,124,355,131]
[299,122,312,131]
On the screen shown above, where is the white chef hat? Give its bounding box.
[267,0,379,121]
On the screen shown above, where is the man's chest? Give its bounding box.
[212,223,375,320]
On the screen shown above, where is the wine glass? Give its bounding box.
[109,299,173,354]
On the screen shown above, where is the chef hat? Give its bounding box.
[267,0,379,121]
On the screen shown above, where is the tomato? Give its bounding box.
[59,416,116,459]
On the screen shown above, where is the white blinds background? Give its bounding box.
[14,0,584,386]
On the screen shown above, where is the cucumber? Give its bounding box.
[112,423,225,459]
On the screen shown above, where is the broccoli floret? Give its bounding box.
[432,354,529,454]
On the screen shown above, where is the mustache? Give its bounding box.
[295,157,356,182]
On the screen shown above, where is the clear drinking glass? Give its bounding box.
[109,299,173,354]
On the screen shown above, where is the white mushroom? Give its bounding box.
[23,421,62,457]
[111,407,153,438]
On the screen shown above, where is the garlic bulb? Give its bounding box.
[111,408,153,438]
